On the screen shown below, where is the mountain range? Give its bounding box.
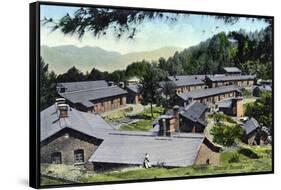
[41,45,182,74]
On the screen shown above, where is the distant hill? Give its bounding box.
[41,45,182,74]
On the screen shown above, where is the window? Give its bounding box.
[51,152,62,164]
[74,149,84,163]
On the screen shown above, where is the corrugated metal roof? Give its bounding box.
[243,118,260,135]
[57,80,108,93]
[40,104,114,141]
[223,67,241,73]
[207,75,256,82]
[254,85,272,92]
[167,75,206,87]
[59,86,128,108]
[217,99,233,108]
[179,102,208,124]
[89,132,204,167]
[126,84,142,94]
[177,85,241,100]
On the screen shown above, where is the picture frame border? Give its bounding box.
[29,1,274,188]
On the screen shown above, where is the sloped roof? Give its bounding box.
[88,132,205,167]
[207,75,256,82]
[57,80,108,93]
[179,102,208,124]
[254,85,272,92]
[167,75,206,87]
[126,84,142,94]
[223,67,241,73]
[41,104,211,167]
[178,85,241,101]
[243,118,261,135]
[40,104,114,142]
[217,99,233,108]
[59,86,128,108]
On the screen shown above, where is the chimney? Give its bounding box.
[119,82,125,89]
[55,98,66,105]
[232,97,243,117]
[108,81,114,86]
[158,115,175,137]
[173,105,180,132]
[58,104,69,118]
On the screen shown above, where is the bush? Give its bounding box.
[210,124,243,147]
[210,112,237,124]
[241,88,252,97]
[228,153,240,163]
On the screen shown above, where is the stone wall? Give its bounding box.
[41,129,102,165]
[195,139,220,165]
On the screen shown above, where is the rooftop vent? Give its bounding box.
[56,98,66,105]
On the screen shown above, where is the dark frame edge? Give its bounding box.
[30,2,40,189]
[30,1,274,189]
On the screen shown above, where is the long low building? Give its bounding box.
[177,85,242,107]
[41,102,221,170]
[88,132,220,169]
[57,80,128,113]
[166,75,206,94]
[206,75,256,88]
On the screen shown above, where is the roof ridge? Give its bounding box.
[57,80,106,85]
[60,85,125,95]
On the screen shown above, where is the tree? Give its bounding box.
[57,66,85,82]
[43,7,271,40]
[210,124,243,147]
[87,67,109,81]
[125,60,150,78]
[245,92,272,131]
[110,70,127,82]
[161,81,176,109]
[43,8,177,39]
[212,112,225,124]
[40,57,57,110]
[139,65,163,118]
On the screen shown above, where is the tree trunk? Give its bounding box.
[150,103,154,118]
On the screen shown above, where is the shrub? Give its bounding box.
[211,124,243,147]
[228,153,240,163]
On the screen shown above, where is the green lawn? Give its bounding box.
[119,106,164,131]
[41,176,70,186]
[120,120,153,131]
[104,107,133,122]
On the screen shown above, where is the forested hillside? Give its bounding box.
[158,26,272,79]
[40,25,272,110]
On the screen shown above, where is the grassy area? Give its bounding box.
[120,120,153,131]
[137,106,164,119]
[119,106,164,131]
[41,176,70,186]
[104,107,133,122]
[80,145,272,183]
[209,112,238,125]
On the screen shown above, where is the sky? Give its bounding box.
[40,4,269,54]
